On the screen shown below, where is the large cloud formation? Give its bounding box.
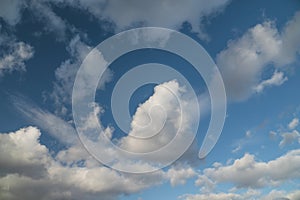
[0,127,167,200]
[0,0,231,40]
[217,11,300,101]
[180,150,300,200]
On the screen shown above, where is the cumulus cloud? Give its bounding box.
[0,127,49,178]
[65,79,200,172]
[166,166,196,186]
[217,11,300,101]
[0,126,204,200]
[196,149,300,189]
[180,189,300,200]
[11,87,203,190]
[117,80,200,166]
[120,80,192,152]
[12,80,200,174]
[180,189,260,200]
[0,127,166,200]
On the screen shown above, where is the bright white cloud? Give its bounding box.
[12,79,200,173]
[196,149,300,189]
[180,189,300,200]
[217,11,300,101]
[0,127,166,200]
[120,80,185,153]
[119,80,199,165]
[166,166,196,186]
[11,92,203,196]
[0,127,49,178]
[288,118,299,130]
[180,189,260,200]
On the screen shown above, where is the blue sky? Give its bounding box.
[0,0,300,200]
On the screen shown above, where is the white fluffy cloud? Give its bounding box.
[166,166,196,186]
[13,79,200,173]
[0,127,167,200]
[120,80,195,152]
[180,189,300,200]
[217,11,300,101]
[0,126,202,200]
[181,149,300,200]
[116,80,199,167]
[180,189,260,200]
[0,127,49,178]
[196,149,300,189]
[11,91,203,197]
